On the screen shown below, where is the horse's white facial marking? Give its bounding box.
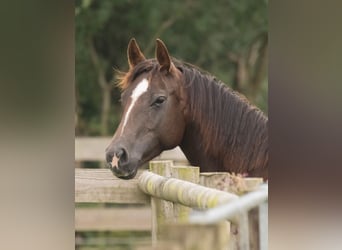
[121,78,149,135]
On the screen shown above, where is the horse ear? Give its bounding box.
[127,38,146,68]
[155,39,174,72]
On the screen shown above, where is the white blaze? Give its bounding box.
[121,78,149,135]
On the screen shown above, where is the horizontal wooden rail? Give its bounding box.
[75,137,111,161]
[75,207,151,231]
[138,171,238,209]
[75,169,149,204]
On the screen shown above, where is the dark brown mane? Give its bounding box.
[177,62,268,174]
[115,59,268,175]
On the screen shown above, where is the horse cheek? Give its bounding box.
[160,113,185,149]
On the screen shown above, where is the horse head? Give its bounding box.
[105,39,186,179]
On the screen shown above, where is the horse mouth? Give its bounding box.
[108,162,138,180]
[108,156,156,180]
[107,147,162,180]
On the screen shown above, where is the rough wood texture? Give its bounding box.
[75,207,151,231]
[139,170,238,209]
[161,221,230,250]
[170,166,199,222]
[149,160,174,244]
[200,172,263,195]
[200,172,263,250]
[154,148,188,164]
[135,242,181,250]
[75,169,149,204]
[248,207,259,250]
[148,161,201,243]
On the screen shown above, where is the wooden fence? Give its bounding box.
[75,137,267,249]
[75,137,189,249]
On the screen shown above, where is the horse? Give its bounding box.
[105,38,268,180]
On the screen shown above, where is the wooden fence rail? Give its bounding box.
[75,207,151,231]
[75,168,149,204]
[75,158,265,250]
[141,160,264,250]
[138,171,238,212]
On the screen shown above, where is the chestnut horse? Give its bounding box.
[106,38,268,180]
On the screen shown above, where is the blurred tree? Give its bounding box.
[75,0,268,136]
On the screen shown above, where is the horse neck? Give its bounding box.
[179,75,268,177]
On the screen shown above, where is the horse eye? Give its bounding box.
[152,96,166,107]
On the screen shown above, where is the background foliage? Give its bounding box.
[75,0,268,136]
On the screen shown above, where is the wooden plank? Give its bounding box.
[149,160,174,245]
[75,207,151,231]
[75,137,111,161]
[75,169,149,204]
[161,221,229,250]
[200,172,263,195]
[75,137,187,163]
[249,207,259,250]
[154,147,188,164]
[149,161,201,243]
[170,166,199,222]
[238,212,250,250]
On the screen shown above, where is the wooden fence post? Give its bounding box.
[149,160,174,244]
[200,172,263,250]
[161,221,229,250]
[170,166,199,222]
[149,161,200,244]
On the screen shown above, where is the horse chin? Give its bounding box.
[116,170,138,180]
[108,163,138,180]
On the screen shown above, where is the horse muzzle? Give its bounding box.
[105,147,138,179]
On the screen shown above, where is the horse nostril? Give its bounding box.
[106,151,114,164]
[116,148,128,164]
[116,149,124,158]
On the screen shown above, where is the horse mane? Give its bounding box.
[115,59,268,173]
[115,59,158,90]
[176,62,268,173]
[115,69,130,90]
